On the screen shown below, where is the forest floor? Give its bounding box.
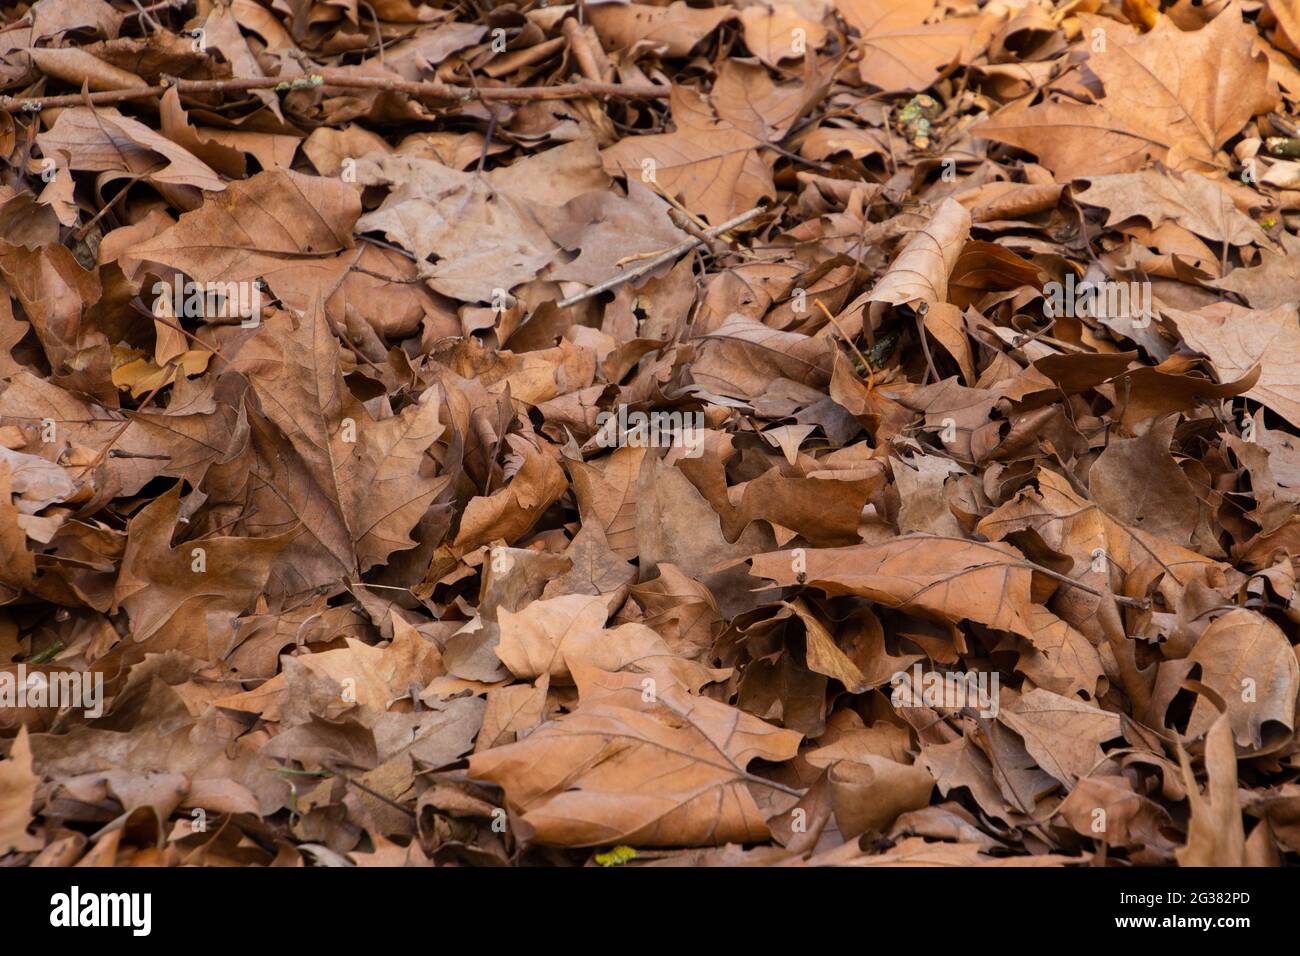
[0,0,1299,867]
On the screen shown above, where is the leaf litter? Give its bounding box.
[0,0,1297,868]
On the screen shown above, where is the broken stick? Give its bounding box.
[555,205,768,309]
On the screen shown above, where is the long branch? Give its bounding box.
[0,70,671,112]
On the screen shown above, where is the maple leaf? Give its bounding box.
[494,593,725,691]
[1176,711,1246,865]
[355,153,560,303]
[740,1,829,66]
[112,484,294,645]
[126,169,433,336]
[588,2,737,56]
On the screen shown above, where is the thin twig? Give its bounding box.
[127,0,164,32]
[815,298,874,390]
[73,168,154,240]
[555,205,767,309]
[758,140,832,172]
[330,767,418,819]
[122,0,186,20]
[923,535,1152,609]
[358,0,387,63]
[915,300,941,385]
[669,208,727,256]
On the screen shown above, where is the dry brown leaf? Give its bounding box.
[836,0,974,92]
[1176,709,1247,865]
[977,8,1276,178]
[1171,302,1300,427]
[0,728,42,854]
[469,664,801,847]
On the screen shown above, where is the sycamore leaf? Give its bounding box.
[750,534,1058,641]
[36,106,225,200]
[0,727,42,854]
[836,0,974,92]
[242,309,446,585]
[601,69,778,226]
[1176,710,1246,865]
[977,8,1276,178]
[469,665,801,847]
[1074,170,1268,246]
[1170,303,1300,428]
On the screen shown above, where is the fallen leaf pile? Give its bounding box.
[0,0,1298,868]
